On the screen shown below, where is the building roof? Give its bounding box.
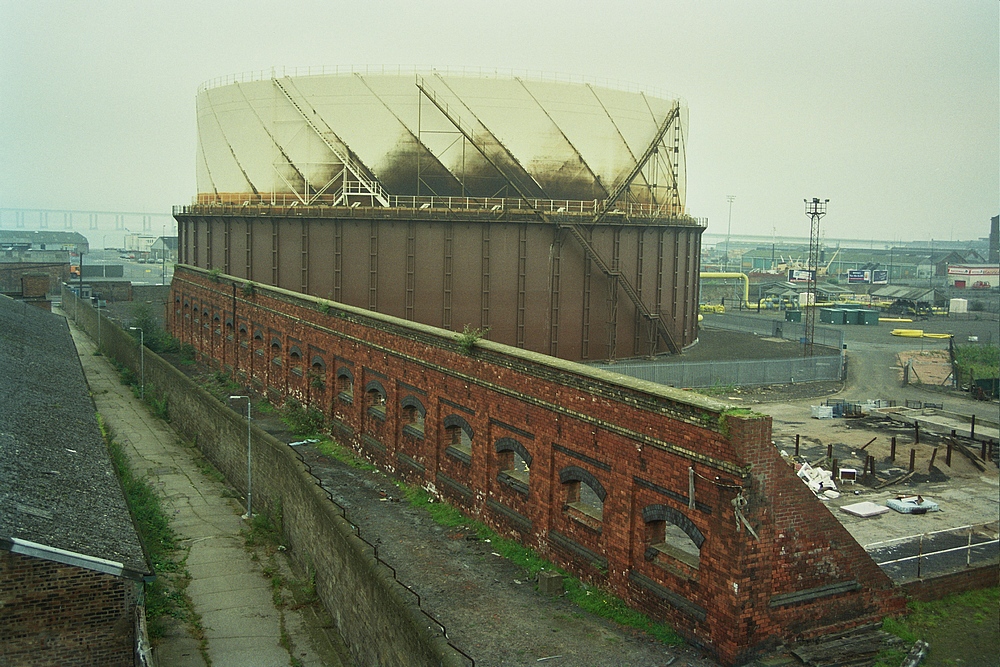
[0,295,149,578]
[870,286,938,301]
[0,230,89,247]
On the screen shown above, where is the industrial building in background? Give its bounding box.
[174,68,706,361]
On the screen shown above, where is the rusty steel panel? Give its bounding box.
[307,220,337,301]
[249,219,270,285]
[486,225,522,347]
[449,222,487,332]
[174,212,702,362]
[375,221,408,318]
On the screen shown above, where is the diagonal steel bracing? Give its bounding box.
[273,77,390,206]
[415,74,549,201]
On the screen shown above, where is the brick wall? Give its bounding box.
[160,266,905,665]
[901,565,999,603]
[0,551,137,667]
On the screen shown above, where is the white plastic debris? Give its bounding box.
[811,405,834,419]
[796,461,838,496]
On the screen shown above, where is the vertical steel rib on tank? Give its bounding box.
[179,68,707,362]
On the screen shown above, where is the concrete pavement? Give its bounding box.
[64,312,344,667]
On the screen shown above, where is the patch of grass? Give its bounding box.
[280,398,326,436]
[881,615,917,643]
[244,508,283,550]
[392,475,683,646]
[316,438,378,472]
[97,415,203,644]
[872,646,909,667]
[128,302,180,354]
[955,343,1000,388]
[693,380,736,397]
[563,578,683,644]
[881,587,1000,664]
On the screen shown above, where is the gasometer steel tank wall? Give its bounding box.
[177,68,705,362]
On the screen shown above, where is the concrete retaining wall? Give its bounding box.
[62,284,467,667]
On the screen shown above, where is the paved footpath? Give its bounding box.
[65,314,342,667]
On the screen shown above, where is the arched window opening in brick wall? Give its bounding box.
[559,465,606,527]
[495,437,531,495]
[443,414,473,464]
[253,329,264,357]
[289,346,303,376]
[310,356,326,392]
[401,395,426,438]
[336,368,354,403]
[213,313,221,335]
[642,504,704,571]
[239,323,248,347]
[365,380,387,421]
[270,338,282,366]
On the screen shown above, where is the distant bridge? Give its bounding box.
[0,207,176,247]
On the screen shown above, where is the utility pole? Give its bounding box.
[724,195,736,272]
[804,198,828,357]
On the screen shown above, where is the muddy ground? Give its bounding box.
[173,313,999,667]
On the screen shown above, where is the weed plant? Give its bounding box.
[877,587,1000,666]
[98,415,194,640]
[280,398,325,436]
[315,450,687,646]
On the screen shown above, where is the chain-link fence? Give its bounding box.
[591,354,844,388]
[705,313,846,350]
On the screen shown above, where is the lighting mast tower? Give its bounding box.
[804,198,828,357]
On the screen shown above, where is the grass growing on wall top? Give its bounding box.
[287,435,689,647]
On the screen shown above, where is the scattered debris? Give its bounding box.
[840,502,890,518]
[886,496,940,514]
[874,470,916,489]
[795,461,838,497]
[790,625,909,667]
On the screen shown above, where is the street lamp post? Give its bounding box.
[129,326,144,400]
[229,395,253,519]
[161,225,166,285]
[725,195,736,272]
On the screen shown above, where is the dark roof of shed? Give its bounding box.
[0,230,89,245]
[871,286,938,301]
[0,295,148,576]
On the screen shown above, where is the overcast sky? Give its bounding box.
[1,0,997,244]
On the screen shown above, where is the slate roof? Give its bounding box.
[0,230,88,247]
[0,295,149,577]
[870,286,938,301]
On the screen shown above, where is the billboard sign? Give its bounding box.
[788,269,814,283]
[872,270,888,285]
[848,270,871,284]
